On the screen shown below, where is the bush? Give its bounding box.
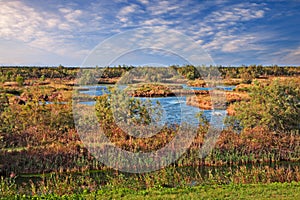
[15,75,24,86]
[95,87,162,128]
[231,79,300,132]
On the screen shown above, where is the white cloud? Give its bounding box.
[208,7,265,23]
[64,9,83,25]
[137,0,149,5]
[271,47,300,65]
[221,36,261,52]
[46,18,60,28]
[0,39,73,66]
[59,8,72,13]
[58,23,72,30]
[147,1,180,15]
[203,32,265,53]
[118,4,138,16]
[0,1,43,42]
[289,48,300,56]
[142,18,178,26]
[189,3,269,54]
[83,27,213,67]
[0,1,95,63]
[116,4,143,24]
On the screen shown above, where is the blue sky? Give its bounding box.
[0,0,300,66]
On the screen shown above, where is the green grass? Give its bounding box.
[7,182,300,200]
[90,182,300,200]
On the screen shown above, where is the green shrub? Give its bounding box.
[231,79,300,132]
[16,75,24,86]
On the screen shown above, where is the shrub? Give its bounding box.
[231,79,300,132]
[15,75,24,86]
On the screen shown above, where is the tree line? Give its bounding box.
[0,65,299,83]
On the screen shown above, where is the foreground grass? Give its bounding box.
[7,182,300,199]
[87,182,300,200]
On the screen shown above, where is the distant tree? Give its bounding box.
[40,75,45,81]
[240,67,255,84]
[78,69,97,85]
[58,64,64,70]
[16,75,24,86]
[6,71,13,81]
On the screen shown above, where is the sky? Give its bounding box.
[0,0,300,67]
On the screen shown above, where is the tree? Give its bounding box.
[78,69,97,85]
[95,87,162,130]
[239,67,255,84]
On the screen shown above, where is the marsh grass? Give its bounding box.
[1,164,300,198]
[0,68,300,198]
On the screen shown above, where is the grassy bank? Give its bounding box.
[3,182,300,199]
[80,182,300,200]
[1,163,300,199]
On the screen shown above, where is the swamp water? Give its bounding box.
[77,84,236,128]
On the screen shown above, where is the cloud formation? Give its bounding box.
[0,0,299,66]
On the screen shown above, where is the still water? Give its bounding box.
[78,85,235,128]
